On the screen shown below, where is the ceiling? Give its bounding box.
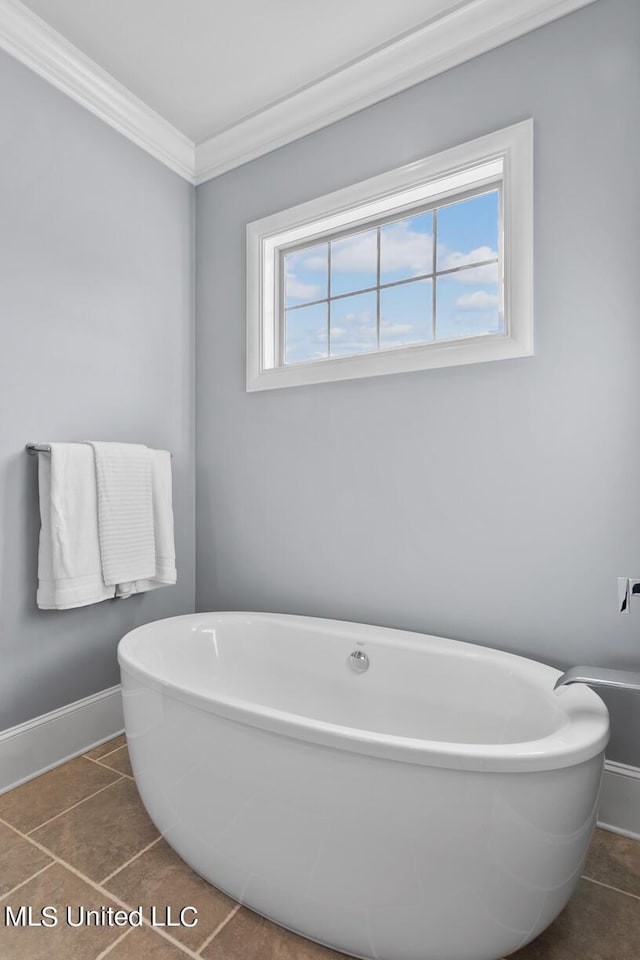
[3,0,597,181]
[19,0,461,144]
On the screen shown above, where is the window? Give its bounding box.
[247,121,532,391]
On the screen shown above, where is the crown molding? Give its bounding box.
[194,0,597,184]
[0,0,597,186]
[0,0,194,181]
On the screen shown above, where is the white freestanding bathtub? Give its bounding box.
[118,612,609,960]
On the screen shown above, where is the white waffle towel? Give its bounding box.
[86,441,156,586]
[116,448,177,596]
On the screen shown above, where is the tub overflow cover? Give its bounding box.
[349,650,370,673]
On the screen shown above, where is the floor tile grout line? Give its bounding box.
[25,775,126,835]
[0,815,208,960]
[196,902,241,955]
[85,754,135,780]
[101,835,163,884]
[582,874,640,902]
[0,862,55,902]
[4,802,636,960]
[93,927,133,960]
[85,740,127,762]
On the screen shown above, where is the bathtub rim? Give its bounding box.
[118,611,610,774]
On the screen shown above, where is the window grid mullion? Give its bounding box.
[376,227,381,350]
[283,257,499,314]
[327,242,332,358]
[499,183,505,330]
[432,208,438,341]
[273,246,287,366]
[282,193,501,361]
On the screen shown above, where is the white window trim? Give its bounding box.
[246,120,533,391]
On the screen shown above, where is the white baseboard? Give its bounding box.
[0,685,124,795]
[598,760,640,840]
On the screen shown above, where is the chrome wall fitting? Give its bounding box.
[618,577,640,613]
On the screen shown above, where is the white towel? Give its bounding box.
[36,443,176,609]
[116,449,177,597]
[87,442,156,586]
[36,443,114,610]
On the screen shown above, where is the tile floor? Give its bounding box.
[0,737,638,960]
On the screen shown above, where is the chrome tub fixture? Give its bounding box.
[555,666,640,693]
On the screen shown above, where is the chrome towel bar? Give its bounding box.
[26,443,54,454]
[26,443,173,457]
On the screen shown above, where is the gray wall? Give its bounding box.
[196,0,640,765]
[0,50,196,730]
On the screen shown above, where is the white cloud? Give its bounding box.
[455,290,499,310]
[440,244,494,269]
[329,308,376,353]
[380,222,432,275]
[285,343,327,363]
[304,221,433,277]
[285,267,322,303]
[336,309,375,328]
[295,232,498,290]
[330,231,378,272]
[438,245,498,285]
[304,254,331,272]
[380,321,415,335]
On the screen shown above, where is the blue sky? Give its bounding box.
[284,189,500,364]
